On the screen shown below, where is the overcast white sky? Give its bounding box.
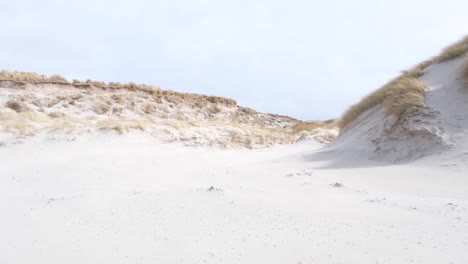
[1,0,467,119]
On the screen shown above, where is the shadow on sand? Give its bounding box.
[299,148,395,170]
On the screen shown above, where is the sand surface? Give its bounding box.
[1,134,467,264]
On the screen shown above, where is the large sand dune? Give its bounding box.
[0,79,337,148]
[333,55,468,162]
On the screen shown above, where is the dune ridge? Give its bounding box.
[0,76,338,147]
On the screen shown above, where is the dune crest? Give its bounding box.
[0,75,338,147]
[334,36,468,162]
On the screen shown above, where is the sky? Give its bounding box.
[1,0,467,120]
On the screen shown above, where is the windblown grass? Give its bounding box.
[338,35,468,130]
[98,119,151,134]
[340,76,426,129]
[0,111,44,135]
[434,35,468,63]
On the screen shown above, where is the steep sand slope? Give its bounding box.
[331,56,468,162]
[1,134,467,264]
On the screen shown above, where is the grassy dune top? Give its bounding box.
[339,35,468,130]
[0,70,237,107]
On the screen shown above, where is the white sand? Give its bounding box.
[1,133,467,264]
[1,56,467,263]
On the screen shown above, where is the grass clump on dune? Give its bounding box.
[339,35,468,130]
[340,76,426,130]
[0,70,69,84]
[291,119,338,134]
[382,78,426,116]
[98,119,151,134]
[434,35,468,63]
[48,75,69,83]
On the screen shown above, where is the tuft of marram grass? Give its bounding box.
[291,121,326,134]
[340,76,426,130]
[402,59,434,78]
[48,75,69,83]
[383,78,426,117]
[434,35,468,63]
[0,70,70,84]
[86,79,107,88]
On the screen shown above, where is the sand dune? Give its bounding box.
[2,36,468,263]
[0,80,337,148]
[333,52,468,162]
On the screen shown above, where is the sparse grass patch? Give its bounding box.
[0,111,49,135]
[142,103,157,114]
[0,110,91,135]
[291,121,324,134]
[92,102,111,115]
[239,107,256,115]
[402,60,434,78]
[98,119,151,134]
[45,117,90,132]
[5,100,31,112]
[48,111,66,119]
[291,120,339,143]
[206,96,237,107]
[86,80,107,88]
[159,119,195,129]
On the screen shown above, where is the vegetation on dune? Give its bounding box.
[0,70,238,108]
[0,70,68,84]
[291,119,338,134]
[434,35,468,63]
[340,34,468,130]
[339,75,426,130]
